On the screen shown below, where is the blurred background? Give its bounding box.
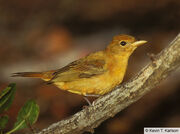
[0,0,180,133]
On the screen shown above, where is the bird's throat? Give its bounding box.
[106,54,129,77]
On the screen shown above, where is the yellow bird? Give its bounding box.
[13,35,147,104]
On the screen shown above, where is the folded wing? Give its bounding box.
[49,51,107,83]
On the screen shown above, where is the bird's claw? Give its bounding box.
[147,53,157,67]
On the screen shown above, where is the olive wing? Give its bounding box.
[49,54,107,83]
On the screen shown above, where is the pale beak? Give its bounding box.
[132,40,147,47]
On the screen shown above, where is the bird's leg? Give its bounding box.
[83,96,92,106]
[85,94,100,97]
[83,94,101,106]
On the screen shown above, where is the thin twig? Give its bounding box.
[38,33,180,134]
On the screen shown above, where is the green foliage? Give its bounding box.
[0,83,16,133]
[0,115,9,130]
[0,83,16,113]
[0,84,40,134]
[7,100,39,134]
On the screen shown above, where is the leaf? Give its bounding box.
[0,83,16,113]
[0,115,9,129]
[7,100,39,134]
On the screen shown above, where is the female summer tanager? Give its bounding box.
[13,35,147,98]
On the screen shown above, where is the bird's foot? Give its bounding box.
[147,53,157,67]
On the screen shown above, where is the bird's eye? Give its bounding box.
[120,41,127,46]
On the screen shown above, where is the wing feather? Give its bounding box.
[49,51,107,82]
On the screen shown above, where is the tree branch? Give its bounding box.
[38,34,180,134]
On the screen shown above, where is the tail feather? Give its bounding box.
[12,72,43,78]
[12,70,56,81]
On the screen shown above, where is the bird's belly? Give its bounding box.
[54,72,124,96]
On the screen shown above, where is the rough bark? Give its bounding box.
[38,33,180,134]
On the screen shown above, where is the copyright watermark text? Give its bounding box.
[144,128,180,134]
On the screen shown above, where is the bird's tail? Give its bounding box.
[12,70,56,81]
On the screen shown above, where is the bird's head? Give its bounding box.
[106,35,147,56]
